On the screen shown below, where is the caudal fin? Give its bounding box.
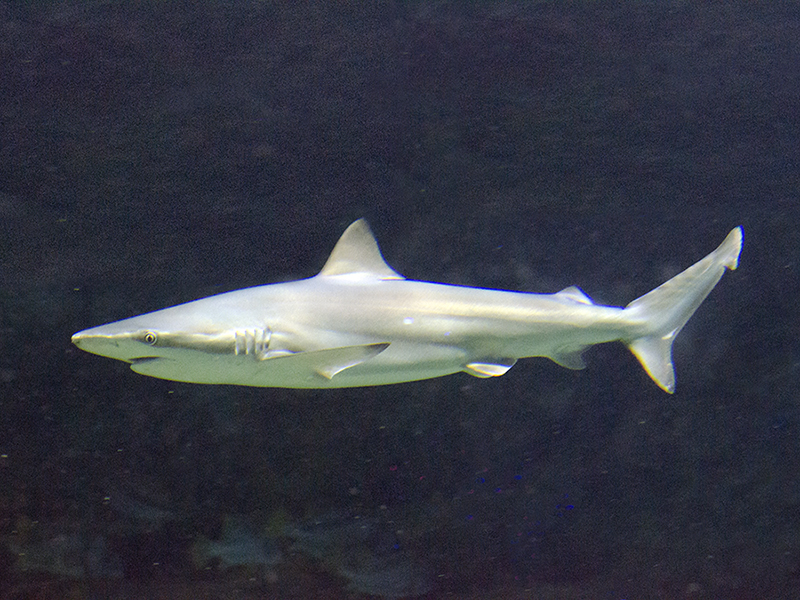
[624,227,743,393]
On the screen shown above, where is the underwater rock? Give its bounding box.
[287,512,431,598]
[191,515,281,574]
[105,486,177,530]
[338,554,432,599]
[4,521,122,579]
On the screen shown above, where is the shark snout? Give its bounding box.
[71,329,131,361]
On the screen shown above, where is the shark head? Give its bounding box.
[71,296,254,383]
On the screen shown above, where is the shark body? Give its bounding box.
[72,220,742,392]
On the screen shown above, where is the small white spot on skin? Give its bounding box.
[403,317,414,325]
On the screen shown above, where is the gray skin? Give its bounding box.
[72,220,742,392]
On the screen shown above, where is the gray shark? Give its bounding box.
[72,220,742,392]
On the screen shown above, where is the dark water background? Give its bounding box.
[1,2,798,598]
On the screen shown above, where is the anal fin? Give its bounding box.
[549,349,587,370]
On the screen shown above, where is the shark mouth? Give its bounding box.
[128,356,163,364]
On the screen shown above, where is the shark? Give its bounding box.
[72,220,742,392]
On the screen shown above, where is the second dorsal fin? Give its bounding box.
[555,286,594,305]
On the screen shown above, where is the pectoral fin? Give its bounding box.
[464,359,517,378]
[264,343,390,380]
[549,349,587,370]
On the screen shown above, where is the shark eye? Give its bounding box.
[143,332,157,345]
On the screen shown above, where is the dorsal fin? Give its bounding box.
[318,219,405,279]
